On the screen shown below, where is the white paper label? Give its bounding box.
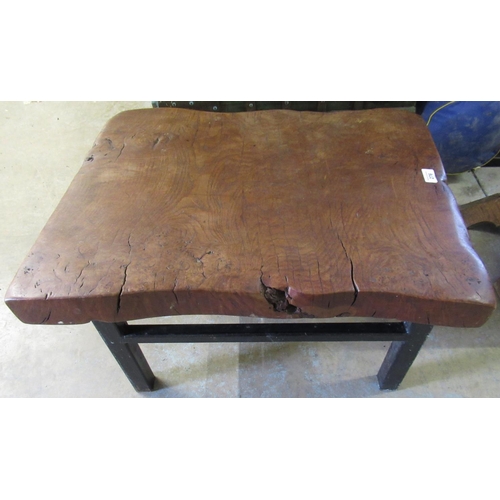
[422,169,438,183]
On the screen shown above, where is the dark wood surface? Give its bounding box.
[5,108,496,327]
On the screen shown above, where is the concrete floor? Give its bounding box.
[1,101,499,398]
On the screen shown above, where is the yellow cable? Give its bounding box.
[425,101,456,126]
[475,146,500,169]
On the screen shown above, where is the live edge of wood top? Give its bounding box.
[5,108,496,327]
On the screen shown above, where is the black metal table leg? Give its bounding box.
[377,322,432,390]
[93,321,155,392]
[91,320,431,393]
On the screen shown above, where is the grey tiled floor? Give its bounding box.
[1,101,499,397]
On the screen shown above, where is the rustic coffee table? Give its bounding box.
[5,108,496,393]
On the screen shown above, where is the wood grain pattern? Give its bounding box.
[460,193,500,228]
[5,108,496,327]
[459,193,500,295]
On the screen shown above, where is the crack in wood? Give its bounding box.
[337,234,359,307]
[116,143,125,160]
[117,236,133,314]
[73,261,91,286]
[117,263,129,314]
[172,278,179,303]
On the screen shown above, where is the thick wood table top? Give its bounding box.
[5,108,496,327]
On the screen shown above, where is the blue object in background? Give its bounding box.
[420,101,500,174]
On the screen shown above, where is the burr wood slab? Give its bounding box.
[5,108,496,327]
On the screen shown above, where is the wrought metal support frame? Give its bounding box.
[92,320,432,393]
